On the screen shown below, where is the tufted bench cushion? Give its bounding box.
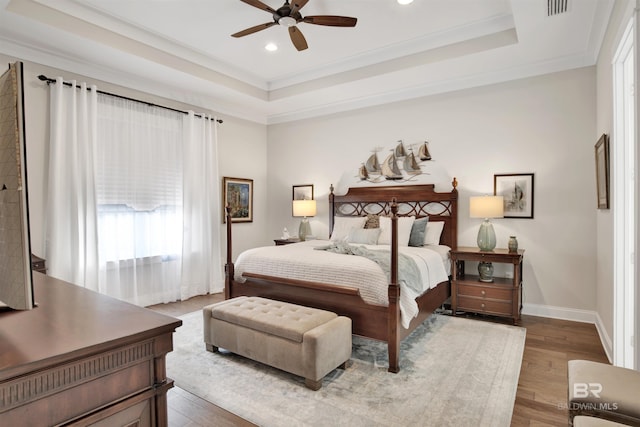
[210,296,337,342]
[203,296,352,390]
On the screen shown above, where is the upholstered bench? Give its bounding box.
[568,360,640,426]
[203,296,352,390]
[573,416,629,427]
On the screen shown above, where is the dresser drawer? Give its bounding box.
[457,296,513,316]
[457,284,512,301]
[72,394,153,427]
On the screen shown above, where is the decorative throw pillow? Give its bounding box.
[330,216,368,242]
[408,216,429,247]
[424,221,445,245]
[347,228,382,245]
[363,214,380,229]
[378,216,415,246]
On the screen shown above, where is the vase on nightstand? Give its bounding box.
[508,236,518,253]
[478,261,494,282]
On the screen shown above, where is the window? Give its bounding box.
[96,95,184,263]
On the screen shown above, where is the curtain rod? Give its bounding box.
[37,74,223,124]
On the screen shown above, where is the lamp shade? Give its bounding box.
[470,196,504,219]
[293,199,317,217]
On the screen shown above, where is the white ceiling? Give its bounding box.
[0,0,614,124]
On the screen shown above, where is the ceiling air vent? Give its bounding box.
[548,0,569,16]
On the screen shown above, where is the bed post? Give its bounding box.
[224,205,234,300]
[328,184,335,237]
[388,199,400,373]
[450,177,459,250]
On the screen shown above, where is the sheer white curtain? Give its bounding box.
[181,112,224,299]
[47,81,222,306]
[46,79,99,289]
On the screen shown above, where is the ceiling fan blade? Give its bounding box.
[290,0,309,15]
[231,22,276,38]
[288,26,308,51]
[239,0,276,14]
[302,15,357,27]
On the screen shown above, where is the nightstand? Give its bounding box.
[31,254,47,274]
[274,238,301,246]
[450,246,524,324]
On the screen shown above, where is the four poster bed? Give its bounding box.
[224,179,458,373]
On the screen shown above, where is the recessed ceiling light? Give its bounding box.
[265,43,278,52]
[397,0,414,4]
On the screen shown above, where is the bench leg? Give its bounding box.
[338,359,352,370]
[206,343,219,353]
[305,378,322,391]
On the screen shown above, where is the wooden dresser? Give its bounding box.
[450,246,524,324]
[0,273,182,426]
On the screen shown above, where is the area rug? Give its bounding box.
[167,311,526,427]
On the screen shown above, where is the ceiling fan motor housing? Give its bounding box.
[274,1,302,26]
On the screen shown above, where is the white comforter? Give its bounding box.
[233,240,450,328]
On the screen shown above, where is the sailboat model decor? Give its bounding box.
[358,163,369,181]
[381,150,403,180]
[356,139,434,184]
[394,140,406,158]
[403,149,421,175]
[365,148,382,175]
[418,141,432,161]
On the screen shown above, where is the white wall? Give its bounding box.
[0,54,269,265]
[0,54,604,317]
[267,67,598,313]
[593,0,634,360]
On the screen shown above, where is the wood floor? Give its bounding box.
[148,294,609,427]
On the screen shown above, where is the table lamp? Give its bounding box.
[470,195,504,282]
[470,195,504,251]
[293,199,317,241]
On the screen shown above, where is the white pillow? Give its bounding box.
[424,221,445,245]
[330,216,367,241]
[378,216,415,246]
[347,228,382,245]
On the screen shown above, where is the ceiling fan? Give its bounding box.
[231,0,357,51]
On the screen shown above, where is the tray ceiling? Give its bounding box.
[0,0,613,124]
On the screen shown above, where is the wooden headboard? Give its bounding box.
[329,179,458,249]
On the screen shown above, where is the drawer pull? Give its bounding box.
[481,303,485,309]
[481,290,486,296]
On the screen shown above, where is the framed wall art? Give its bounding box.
[595,134,610,209]
[223,177,253,223]
[494,173,535,219]
[292,184,314,201]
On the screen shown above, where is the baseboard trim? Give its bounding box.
[594,311,613,363]
[522,303,613,363]
[522,303,596,323]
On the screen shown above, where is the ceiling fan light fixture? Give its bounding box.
[265,42,278,51]
[397,0,414,4]
[278,16,297,27]
[232,0,357,52]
